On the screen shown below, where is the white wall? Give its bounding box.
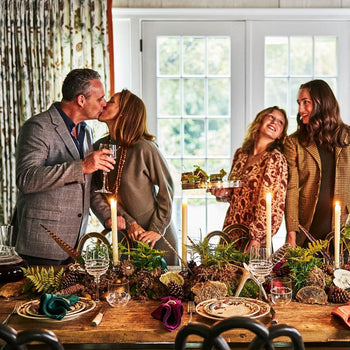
[114,0,350,8]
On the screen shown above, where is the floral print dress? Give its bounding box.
[223,148,288,250]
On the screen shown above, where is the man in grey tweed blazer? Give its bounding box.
[13,69,125,265]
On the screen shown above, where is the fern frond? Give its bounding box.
[22,266,64,294]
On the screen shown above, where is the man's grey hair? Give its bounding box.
[62,68,101,101]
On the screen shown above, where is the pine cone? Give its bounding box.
[188,259,197,271]
[119,260,135,277]
[61,269,81,289]
[320,264,334,277]
[135,269,153,292]
[167,281,184,300]
[328,285,350,303]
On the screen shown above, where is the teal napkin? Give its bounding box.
[39,294,79,320]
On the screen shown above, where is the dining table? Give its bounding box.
[1,296,350,349]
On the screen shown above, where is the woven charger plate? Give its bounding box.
[196,297,270,321]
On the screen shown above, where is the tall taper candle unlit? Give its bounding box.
[334,201,341,269]
[182,199,188,267]
[266,192,272,254]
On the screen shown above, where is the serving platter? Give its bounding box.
[17,297,96,322]
[196,297,270,321]
[182,180,243,190]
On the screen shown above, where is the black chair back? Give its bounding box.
[174,316,305,350]
[0,324,64,350]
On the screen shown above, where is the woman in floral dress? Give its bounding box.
[208,106,288,252]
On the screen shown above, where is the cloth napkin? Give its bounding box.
[39,294,79,320]
[151,296,183,332]
[331,302,350,327]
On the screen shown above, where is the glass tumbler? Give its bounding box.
[270,276,292,306]
[106,280,131,307]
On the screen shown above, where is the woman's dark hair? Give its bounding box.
[296,79,350,150]
[242,106,288,154]
[62,69,101,101]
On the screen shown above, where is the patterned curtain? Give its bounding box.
[0,0,111,224]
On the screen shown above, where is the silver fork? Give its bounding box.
[188,300,195,324]
[2,302,20,326]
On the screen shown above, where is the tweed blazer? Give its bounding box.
[284,132,350,246]
[13,104,111,260]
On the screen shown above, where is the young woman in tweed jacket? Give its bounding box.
[285,79,350,248]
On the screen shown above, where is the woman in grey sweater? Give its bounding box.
[93,89,178,265]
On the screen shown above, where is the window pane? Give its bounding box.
[158,37,180,75]
[184,78,205,115]
[158,78,180,116]
[291,78,306,116]
[207,159,231,176]
[208,37,230,75]
[183,37,205,75]
[188,198,206,239]
[167,158,182,196]
[265,37,288,76]
[184,119,205,156]
[208,78,230,116]
[315,37,337,76]
[158,119,180,157]
[290,36,313,75]
[207,197,228,232]
[208,119,230,157]
[183,159,205,171]
[265,78,288,111]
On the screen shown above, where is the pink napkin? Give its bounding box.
[331,302,350,327]
[151,296,183,332]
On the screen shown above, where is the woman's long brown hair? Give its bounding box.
[242,106,288,154]
[296,79,350,150]
[110,89,155,147]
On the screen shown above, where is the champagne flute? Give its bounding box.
[95,143,117,193]
[84,243,109,302]
[247,247,273,300]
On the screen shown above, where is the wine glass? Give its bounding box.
[84,243,110,302]
[247,247,273,300]
[95,143,117,193]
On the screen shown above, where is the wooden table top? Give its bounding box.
[1,298,350,347]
